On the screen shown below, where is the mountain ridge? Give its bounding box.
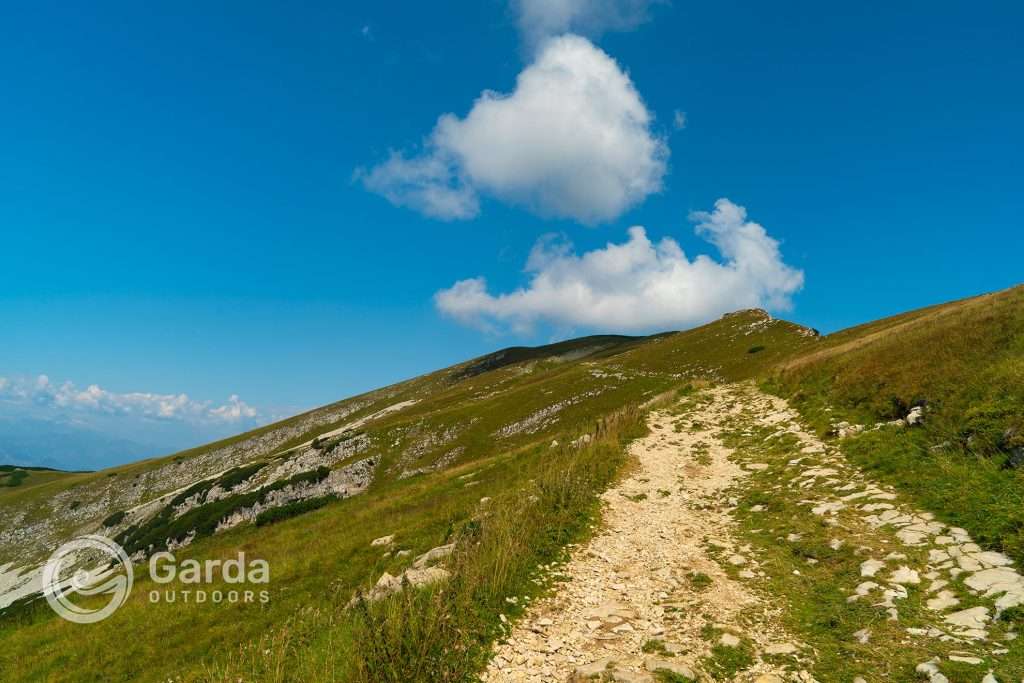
[3,286,1024,682]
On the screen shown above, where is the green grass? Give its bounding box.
[715,392,1024,681]
[764,285,1024,564]
[688,572,712,591]
[841,429,1024,558]
[701,642,754,679]
[0,465,76,492]
[642,638,671,655]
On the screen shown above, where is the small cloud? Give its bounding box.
[356,151,479,221]
[209,394,258,422]
[361,24,373,40]
[435,198,804,333]
[673,109,687,130]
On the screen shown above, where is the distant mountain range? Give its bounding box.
[0,418,161,471]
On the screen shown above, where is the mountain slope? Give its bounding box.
[2,288,1024,681]
[0,310,816,573]
[0,309,818,680]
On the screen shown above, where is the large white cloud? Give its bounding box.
[435,198,804,333]
[0,374,259,424]
[512,0,659,51]
[359,35,667,225]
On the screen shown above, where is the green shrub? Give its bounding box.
[215,462,267,491]
[169,479,217,508]
[102,511,126,527]
[642,638,671,655]
[689,572,712,591]
[703,642,753,679]
[264,466,330,494]
[654,671,694,683]
[255,495,335,527]
[1000,605,1024,625]
[1,470,28,487]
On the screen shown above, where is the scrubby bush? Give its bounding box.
[264,466,330,494]
[1,469,28,487]
[215,461,267,491]
[102,511,126,527]
[169,479,217,508]
[255,495,335,526]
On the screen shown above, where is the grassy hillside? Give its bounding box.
[7,285,1024,682]
[0,310,816,682]
[765,284,1024,557]
[0,465,82,494]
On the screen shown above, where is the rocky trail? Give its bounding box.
[482,385,1024,682]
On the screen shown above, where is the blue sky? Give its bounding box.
[2,1,1022,464]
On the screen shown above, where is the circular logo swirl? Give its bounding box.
[42,535,133,624]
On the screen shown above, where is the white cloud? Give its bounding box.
[673,109,686,130]
[357,151,478,221]
[435,198,804,333]
[360,35,667,225]
[512,0,659,51]
[209,394,259,421]
[0,375,260,424]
